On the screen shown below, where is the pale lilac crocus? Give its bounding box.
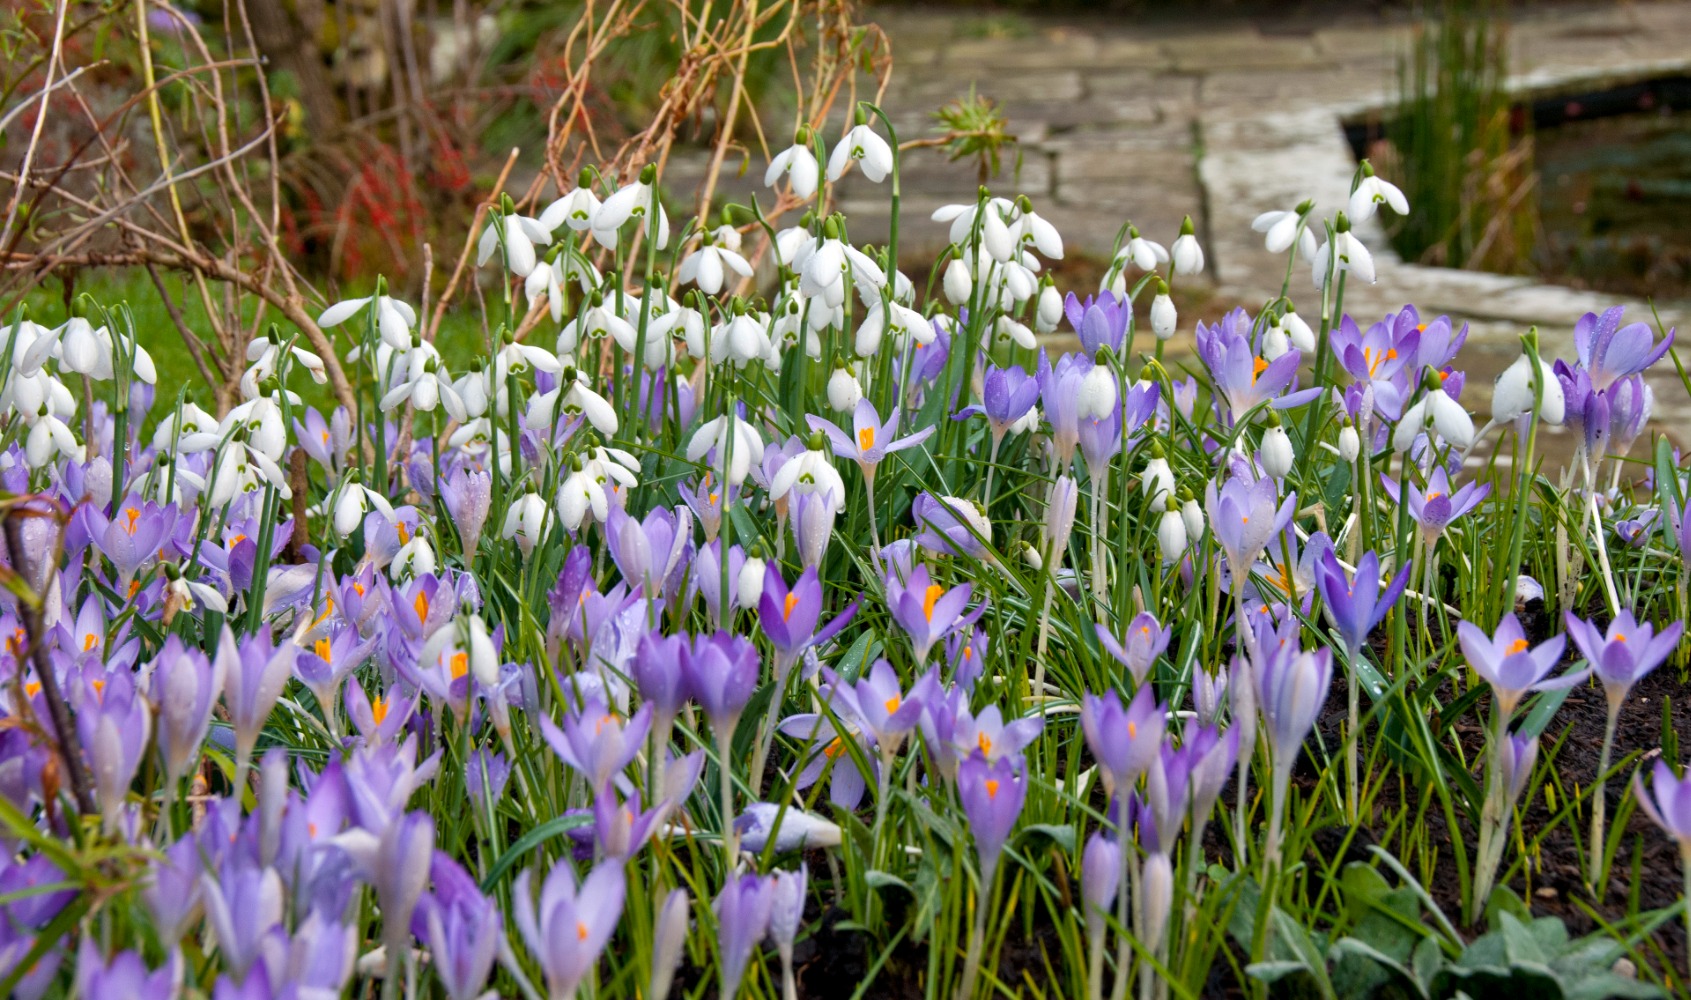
[955,363,1040,447]
[217,626,296,784]
[955,751,1028,1000]
[150,634,225,788]
[1633,758,1691,969]
[439,466,492,557]
[1095,612,1171,687]
[1314,547,1409,816]
[413,853,500,1000]
[512,862,626,1000]
[715,873,774,1000]
[1080,830,1120,1000]
[77,668,150,833]
[789,487,839,569]
[1252,640,1332,867]
[769,865,808,1000]
[1079,684,1166,805]
[1379,466,1489,549]
[74,938,181,1000]
[1574,305,1673,392]
[885,561,972,666]
[806,398,933,488]
[539,695,653,793]
[1565,609,1683,888]
[1066,290,1130,356]
[1205,475,1296,584]
[1456,615,1579,719]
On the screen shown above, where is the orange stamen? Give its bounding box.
[922,584,945,623]
[783,592,800,621]
[858,426,876,452]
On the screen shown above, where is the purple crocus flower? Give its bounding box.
[1079,684,1166,804]
[790,488,839,569]
[440,466,492,557]
[217,627,296,779]
[650,888,691,1000]
[294,624,373,728]
[757,565,857,687]
[770,864,808,996]
[1634,760,1691,847]
[82,495,180,583]
[911,493,992,559]
[1330,313,1416,420]
[1205,474,1296,576]
[1564,610,1681,712]
[605,504,692,599]
[1379,467,1489,548]
[1574,305,1673,391]
[201,862,285,980]
[144,834,204,944]
[76,668,150,833]
[466,749,511,808]
[1065,290,1130,356]
[957,751,1027,880]
[681,631,760,733]
[714,873,774,1000]
[836,659,928,757]
[1455,614,1578,718]
[150,634,224,787]
[885,561,972,666]
[413,853,501,1000]
[955,363,1040,447]
[74,938,181,999]
[1036,350,1089,466]
[512,862,626,1000]
[1195,308,1319,418]
[1314,549,1410,657]
[633,631,690,731]
[1095,612,1171,687]
[1556,363,1610,455]
[1252,642,1331,773]
[539,695,653,792]
[806,398,934,486]
[1077,407,1122,481]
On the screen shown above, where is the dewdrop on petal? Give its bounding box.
[827,364,862,412]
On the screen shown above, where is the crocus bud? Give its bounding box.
[1260,424,1294,478]
[1079,363,1118,420]
[1045,475,1080,556]
[1150,286,1176,340]
[1140,852,1174,950]
[649,889,690,1000]
[1081,832,1120,917]
[827,365,862,412]
[1338,424,1360,462]
[1157,507,1187,564]
[943,257,972,305]
[1499,732,1538,805]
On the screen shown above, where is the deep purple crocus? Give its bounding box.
[512,861,626,1000]
[1455,614,1578,718]
[1564,610,1682,711]
[1066,290,1130,356]
[1315,548,1410,658]
[681,631,760,734]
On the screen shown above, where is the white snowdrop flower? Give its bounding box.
[392,535,437,580]
[476,212,548,278]
[1157,506,1187,564]
[1078,364,1118,420]
[687,415,765,488]
[558,369,618,436]
[1348,170,1409,224]
[524,260,568,323]
[1262,324,1290,362]
[1142,455,1175,508]
[1180,496,1206,546]
[773,225,811,267]
[993,316,1036,352]
[827,365,862,412]
[1394,387,1475,452]
[221,394,293,462]
[318,294,417,340]
[2,319,60,377]
[333,483,396,538]
[714,311,773,369]
[557,461,609,533]
[380,344,467,422]
[1260,425,1294,478]
[1116,228,1169,271]
[981,205,1015,263]
[24,412,82,468]
[856,301,932,358]
[246,334,328,387]
[1010,406,1041,437]
[1170,217,1204,275]
[1282,308,1315,353]
[558,298,635,357]
[1035,284,1064,333]
[1150,286,1176,340]
[766,142,820,200]
[770,444,847,501]
[1012,204,1064,259]
[1338,425,1361,462]
[453,368,491,419]
[678,226,755,295]
[56,318,112,380]
[152,402,223,455]
[503,492,548,556]
[943,257,972,306]
[495,339,562,381]
[611,313,680,372]
[1251,205,1319,258]
[826,122,893,183]
[592,170,670,250]
[795,236,885,302]
[1492,353,1565,425]
[931,198,1015,246]
[537,185,602,234]
[737,552,767,610]
[1312,228,1376,289]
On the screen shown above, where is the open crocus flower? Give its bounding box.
[885,562,972,666]
[954,363,1040,448]
[1574,305,1674,392]
[511,862,625,1000]
[1195,308,1319,418]
[1456,614,1578,719]
[1565,610,1681,712]
[1064,291,1130,356]
[1205,474,1296,578]
[1095,612,1171,687]
[1379,467,1489,548]
[910,493,993,560]
[807,398,933,487]
[1079,684,1166,805]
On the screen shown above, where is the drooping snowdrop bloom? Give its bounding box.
[320,292,417,349]
[529,368,618,436]
[1170,216,1204,275]
[706,307,773,369]
[475,211,549,277]
[765,138,821,199]
[244,331,328,388]
[827,364,862,412]
[1492,351,1565,425]
[557,295,634,357]
[1393,380,1475,452]
[1150,282,1176,339]
[537,179,602,234]
[1251,202,1319,257]
[1012,199,1064,259]
[380,343,467,422]
[854,300,932,357]
[592,167,670,249]
[826,120,893,183]
[688,413,766,488]
[678,225,754,295]
[502,492,549,556]
[1347,165,1410,224]
[1312,218,1376,288]
[794,231,886,305]
[1115,225,1169,272]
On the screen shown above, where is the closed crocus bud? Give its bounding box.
[1260,424,1294,478]
[649,888,690,1000]
[1140,852,1174,950]
[1079,362,1117,420]
[1171,216,1204,275]
[1150,284,1176,340]
[827,364,862,412]
[1081,832,1120,916]
[944,257,972,305]
[1157,505,1187,563]
[1338,424,1361,462]
[1045,475,1080,555]
[1036,283,1063,333]
[1283,308,1315,352]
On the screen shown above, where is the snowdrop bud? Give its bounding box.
[1180,494,1204,542]
[1283,308,1315,352]
[1260,423,1294,478]
[827,365,862,412]
[1492,349,1565,424]
[1079,360,1117,420]
[1171,216,1204,275]
[1036,283,1063,333]
[333,486,368,538]
[1261,324,1290,361]
[1338,424,1361,462]
[737,549,766,610]
[1010,407,1041,436]
[1150,282,1176,340]
[943,257,972,305]
[1157,506,1187,563]
[1021,542,1044,572]
[1142,451,1174,508]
